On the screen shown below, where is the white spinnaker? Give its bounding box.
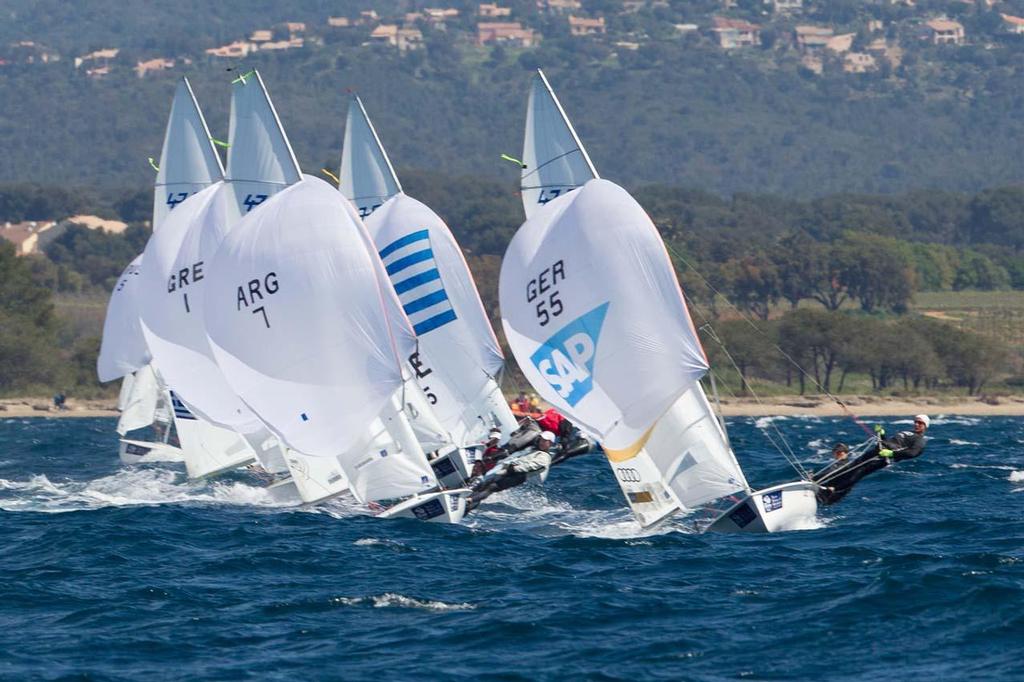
[367,194,517,444]
[202,178,437,501]
[97,255,149,382]
[520,70,598,220]
[153,77,224,231]
[225,70,302,222]
[339,95,402,218]
[500,179,709,450]
[138,182,261,433]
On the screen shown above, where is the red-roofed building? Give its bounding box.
[711,16,761,48]
[568,16,606,36]
[477,22,537,47]
[925,18,964,45]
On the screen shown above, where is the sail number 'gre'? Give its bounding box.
[526,259,565,327]
[235,272,279,328]
[167,262,204,313]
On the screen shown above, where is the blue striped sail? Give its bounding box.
[378,230,457,336]
[170,391,197,421]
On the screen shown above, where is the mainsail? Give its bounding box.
[224,69,302,221]
[338,95,402,218]
[152,78,224,231]
[520,69,598,220]
[97,254,149,383]
[340,96,518,446]
[202,178,439,503]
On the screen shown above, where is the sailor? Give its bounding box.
[466,430,555,511]
[811,442,850,484]
[816,415,929,505]
[470,429,507,478]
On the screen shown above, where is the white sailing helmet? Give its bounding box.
[914,414,930,428]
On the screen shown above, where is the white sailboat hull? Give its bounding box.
[284,450,350,505]
[118,438,184,465]
[376,489,468,524]
[705,481,818,533]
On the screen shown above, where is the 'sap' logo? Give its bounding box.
[529,302,609,406]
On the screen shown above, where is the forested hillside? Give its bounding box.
[3,0,1024,196]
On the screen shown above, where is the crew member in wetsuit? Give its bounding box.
[466,431,554,511]
[470,430,507,479]
[811,443,850,484]
[816,415,929,505]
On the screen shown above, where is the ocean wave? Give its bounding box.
[0,467,288,513]
[948,439,980,446]
[330,593,475,611]
[1009,471,1024,483]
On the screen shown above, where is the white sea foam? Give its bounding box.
[947,439,980,446]
[754,416,788,429]
[1009,471,1024,483]
[0,467,290,513]
[331,593,475,611]
[949,463,1017,471]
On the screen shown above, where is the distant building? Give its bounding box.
[259,37,305,51]
[74,48,118,69]
[925,18,965,45]
[250,29,273,43]
[8,41,60,64]
[674,23,699,35]
[358,10,380,25]
[423,8,459,25]
[711,17,761,48]
[539,0,581,13]
[826,33,855,53]
[843,52,877,73]
[1001,13,1024,35]
[369,24,399,45]
[327,16,352,27]
[134,57,175,78]
[205,41,255,58]
[286,22,306,34]
[568,16,606,36]
[65,215,128,234]
[479,3,512,18]
[369,24,423,51]
[794,25,833,51]
[770,0,803,12]
[0,221,56,256]
[477,22,537,47]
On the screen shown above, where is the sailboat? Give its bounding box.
[500,70,817,533]
[136,72,311,489]
[201,177,467,523]
[98,77,227,466]
[338,95,519,482]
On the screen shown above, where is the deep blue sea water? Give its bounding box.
[1,415,1022,681]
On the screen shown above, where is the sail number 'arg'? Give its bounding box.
[526,259,565,327]
[236,272,279,328]
[167,262,204,313]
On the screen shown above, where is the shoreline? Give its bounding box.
[3,395,1024,419]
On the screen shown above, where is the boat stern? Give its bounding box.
[706,481,819,533]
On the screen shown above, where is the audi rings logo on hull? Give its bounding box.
[616,467,641,483]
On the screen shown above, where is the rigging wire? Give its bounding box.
[667,243,875,440]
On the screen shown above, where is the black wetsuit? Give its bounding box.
[815,431,926,505]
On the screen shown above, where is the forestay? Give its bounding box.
[520,70,598,220]
[338,95,402,218]
[225,70,302,222]
[202,178,437,501]
[152,78,224,231]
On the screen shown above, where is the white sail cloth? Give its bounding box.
[153,78,224,231]
[339,95,402,218]
[97,254,149,382]
[500,179,708,452]
[137,182,261,432]
[201,178,436,500]
[116,363,160,435]
[366,194,513,444]
[520,70,597,220]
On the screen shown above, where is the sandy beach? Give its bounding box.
[4,394,1024,419]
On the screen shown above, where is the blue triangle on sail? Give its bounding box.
[528,302,609,407]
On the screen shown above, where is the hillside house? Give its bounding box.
[843,52,876,73]
[286,22,306,34]
[569,16,606,36]
[74,48,118,69]
[358,10,380,25]
[711,17,761,48]
[0,221,56,256]
[134,57,175,78]
[771,0,803,11]
[925,19,964,45]
[827,33,854,53]
[1001,13,1024,35]
[259,37,304,51]
[250,30,273,43]
[479,3,512,18]
[205,41,255,58]
[794,25,833,51]
[424,8,459,25]
[327,16,352,27]
[539,0,581,12]
[477,22,537,47]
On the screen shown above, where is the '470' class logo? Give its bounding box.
[529,302,609,407]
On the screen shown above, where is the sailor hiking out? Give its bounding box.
[466,430,556,511]
[815,415,930,506]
